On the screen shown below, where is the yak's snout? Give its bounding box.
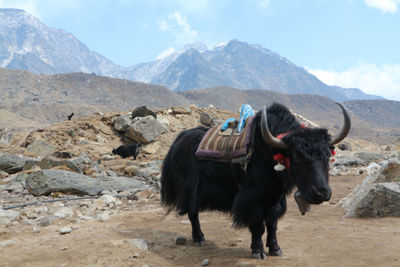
[307,185,332,204]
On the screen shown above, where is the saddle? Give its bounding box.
[195,115,255,164]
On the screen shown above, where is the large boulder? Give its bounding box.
[24,169,149,196]
[26,139,56,157]
[0,153,38,174]
[23,154,101,174]
[0,128,13,145]
[113,114,134,132]
[125,116,167,144]
[131,106,157,119]
[341,162,400,217]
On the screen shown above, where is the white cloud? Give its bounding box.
[308,63,400,101]
[156,46,176,60]
[158,11,198,44]
[365,0,400,14]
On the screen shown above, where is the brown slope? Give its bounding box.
[0,68,190,130]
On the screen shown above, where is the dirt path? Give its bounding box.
[1,174,400,267]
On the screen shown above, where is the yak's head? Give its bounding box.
[261,103,351,204]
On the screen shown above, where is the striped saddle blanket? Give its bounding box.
[195,115,255,163]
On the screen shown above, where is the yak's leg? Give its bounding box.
[266,219,282,256]
[188,211,205,245]
[249,222,267,260]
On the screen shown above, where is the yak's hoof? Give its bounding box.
[268,249,283,256]
[251,250,267,260]
[193,241,203,246]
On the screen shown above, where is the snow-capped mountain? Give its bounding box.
[0,8,126,77]
[0,8,381,102]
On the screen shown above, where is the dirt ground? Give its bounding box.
[1,174,399,267]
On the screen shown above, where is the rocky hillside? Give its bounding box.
[0,68,189,129]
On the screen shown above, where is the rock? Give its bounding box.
[366,162,381,174]
[170,107,191,115]
[95,195,118,207]
[24,169,148,196]
[53,207,74,219]
[175,236,187,245]
[0,170,8,178]
[199,112,214,127]
[113,114,133,132]
[355,152,383,162]
[125,116,167,144]
[0,153,37,174]
[59,227,72,234]
[130,238,149,251]
[141,141,160,154]
[0,209,20,226]
[0,128,13,145]
[337,142,352,151]
[202,259,210,266]
[26,139,56,157]
[334,154,365,167]
[24,154,100,174]
[40,215,57,226]
[131,106,157,119]
[51,151,73,159]
[342,162,400,217]
[96,213,110,222]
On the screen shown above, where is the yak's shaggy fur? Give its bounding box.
[161,103,333,259]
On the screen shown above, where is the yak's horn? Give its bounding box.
[261,106,287,150]
[329,102,351,145]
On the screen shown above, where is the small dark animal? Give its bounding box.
[161,102,350,259]
[112,144,140,159]
[67,112,74,120]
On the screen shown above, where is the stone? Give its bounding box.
[334,154,365,167]
[131,106,157,119]
[0,128,13,145]
[26,139,56,157]
[0,170,8,178]
[0,209,20,226]
[199,112,213,127]
[342,162,400,217]
[337,142,352,151]
[125,116,167,144]
[175,236,187,245]
[40,215,57,227]
[24,169,148,196]
[141,141,160,154]
[0,153,37,174]
[355,152,383,162]
[130,238,148,251]
[113,114,133,132]
[60,227,72,234]
[170,107,191,115]
[96,213,110,222]
[53,207,74,219]
[202,259,210,266]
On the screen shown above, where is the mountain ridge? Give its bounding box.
[0,8,382,102]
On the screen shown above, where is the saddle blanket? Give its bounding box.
[195,115,255,162]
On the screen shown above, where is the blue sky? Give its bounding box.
[0,0,399,100]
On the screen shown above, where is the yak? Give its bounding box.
[112,144,140,159]
[161,103,350,259]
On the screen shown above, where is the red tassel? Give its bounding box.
[331,149,336,156]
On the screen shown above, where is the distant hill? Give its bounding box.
[0,9,381,102]
[179,86,400,143]
[0,68,189,128]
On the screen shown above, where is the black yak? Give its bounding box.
[67,112,74,120]
[112,144,140,159]
[161,103,350,259]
